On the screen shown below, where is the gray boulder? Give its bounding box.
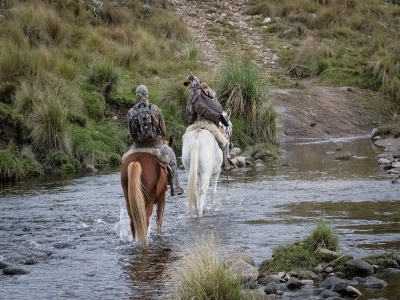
[345,259,374,276]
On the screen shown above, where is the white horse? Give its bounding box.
[181,110,232,217]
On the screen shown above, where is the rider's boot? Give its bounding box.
[171,177,184,196]
[222,147,236,171]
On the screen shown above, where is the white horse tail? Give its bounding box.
[187,140,199,214]
[127,162,148,247]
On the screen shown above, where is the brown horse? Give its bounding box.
[120,137,172,247]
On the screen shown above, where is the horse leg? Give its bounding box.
[145,204,154,237]
[198,174,209,217]
[123,189,136,239]
[156,201,165,234]
[211,171,220,205]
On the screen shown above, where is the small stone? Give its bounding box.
[3,266,31,275]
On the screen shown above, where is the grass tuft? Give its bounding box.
[172,233,242,300]
[259,218,339,273]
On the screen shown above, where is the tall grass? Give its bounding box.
[215,59,280,147]
[304,218,339,252]
[172,233,242,300]
[88,62,119,100]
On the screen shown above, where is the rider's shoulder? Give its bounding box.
[149,103,161,112]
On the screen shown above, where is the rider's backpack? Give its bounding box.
[130,103,158,142]
[192,83,223,123]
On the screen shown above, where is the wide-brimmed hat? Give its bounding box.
[183,75,195,86]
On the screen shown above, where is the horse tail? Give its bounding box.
[187,140,199,214]
[127,162,148,246]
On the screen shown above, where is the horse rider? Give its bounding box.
[127,84,184,196]
[184,76,236,171]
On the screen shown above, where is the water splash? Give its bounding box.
[114,206,133,242]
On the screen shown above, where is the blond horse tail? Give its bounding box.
[128,162,148,247]
[187,141,199,214]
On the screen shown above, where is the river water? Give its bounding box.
[1,136,400,300]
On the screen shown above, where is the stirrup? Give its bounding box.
[227,157,237,168]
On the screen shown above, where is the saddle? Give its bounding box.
[121,148,170,167]
[184,120,228,149]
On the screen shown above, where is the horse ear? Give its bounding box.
[168,136,174,147]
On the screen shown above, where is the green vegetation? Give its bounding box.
[214,60,280,147]
[0,0,195,180]
[1,0,400,181]
[247,0,400,103]
[0,0,280,181]
[172,234,242,300]
[373,123,400,138]
[259,218,341,273]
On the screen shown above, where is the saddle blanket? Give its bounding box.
[184,120,228,149]
[121,148,170,165]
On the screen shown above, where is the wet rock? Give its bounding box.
[301,279,314,286]
[0,261,10,269]
[384,267,400,274]
[3,266,31,275]
[230,147,241,156]
[396,254,400,264]
[264,282,281,294]
[335,271,345,278]
[254,163,265,170]
[84,164,98,173]
[391,259,399,269]
[392,161,400,168]
[320,290,340,298]
[372,264,380,273]
[353,276,365,284]
[241,287,271,300]
[375,153,389,159]
[231,156,250,167]
[377,158,392,165]
[226,257,258,283]
[325,266,334,273]
[346,285,362,298]
[24,257,38,265]
[363,276,388,288]
[321,276,349,289]
[345,259,374,276]
[331,284,347,296]
[286,277,304,290]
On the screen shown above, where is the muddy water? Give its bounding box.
[1,136,400,300]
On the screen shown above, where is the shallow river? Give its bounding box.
[1,136,399,300]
